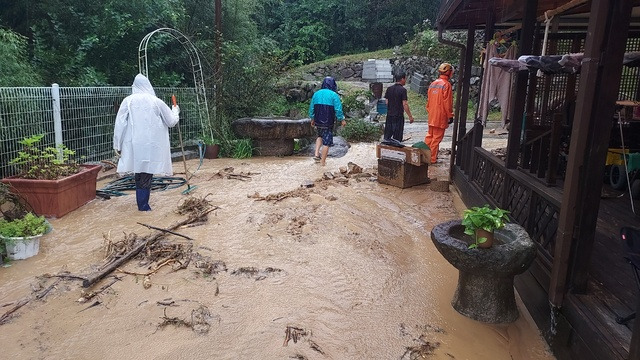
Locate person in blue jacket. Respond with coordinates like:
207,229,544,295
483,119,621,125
308,77,345,166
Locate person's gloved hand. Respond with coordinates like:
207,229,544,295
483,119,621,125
172,105,180,118
448,118,454,124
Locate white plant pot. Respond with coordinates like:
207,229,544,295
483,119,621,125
2,221,52,260
6,236,41,260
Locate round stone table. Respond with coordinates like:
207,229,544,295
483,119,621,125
231,117,315,156
430,220,536,323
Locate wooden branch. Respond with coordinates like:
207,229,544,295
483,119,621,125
43,273,89,282
35,279,61,300
137,222,193,240
82,208,215,288
116,258,177,276
78,276,122,302
0,278,61,325
0,299,29,324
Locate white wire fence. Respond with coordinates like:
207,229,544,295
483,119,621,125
0,85,211,178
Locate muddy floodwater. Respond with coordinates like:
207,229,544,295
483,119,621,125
0,128,553,359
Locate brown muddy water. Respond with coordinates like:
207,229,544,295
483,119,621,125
0,136,553,359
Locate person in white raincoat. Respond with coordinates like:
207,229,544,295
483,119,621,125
113,74,180,211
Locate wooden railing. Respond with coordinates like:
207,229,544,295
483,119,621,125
521,113,565,186
454,138,561,271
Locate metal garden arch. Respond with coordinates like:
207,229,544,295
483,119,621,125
138,28,213,139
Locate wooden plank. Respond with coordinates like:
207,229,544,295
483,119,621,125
631,294,640,359
565,293,629,360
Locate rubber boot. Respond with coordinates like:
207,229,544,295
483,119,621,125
136,189,152,211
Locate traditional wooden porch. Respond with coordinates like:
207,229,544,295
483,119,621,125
452,138,639,359
437,0,640,359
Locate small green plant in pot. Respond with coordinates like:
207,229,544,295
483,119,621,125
9,134,79,180
462,205,510,249
0,212,51,261
200,135,222,159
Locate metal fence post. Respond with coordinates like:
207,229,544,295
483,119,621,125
51,83,63,161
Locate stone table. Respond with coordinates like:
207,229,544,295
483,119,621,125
231,117,315,156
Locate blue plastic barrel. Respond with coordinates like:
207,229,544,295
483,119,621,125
376,99,387,115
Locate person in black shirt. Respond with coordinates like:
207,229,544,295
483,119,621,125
383,71,414,142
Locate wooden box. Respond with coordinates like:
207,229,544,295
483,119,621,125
376,144,430,166
377,158,429,188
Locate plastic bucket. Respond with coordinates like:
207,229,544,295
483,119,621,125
376,99,388,115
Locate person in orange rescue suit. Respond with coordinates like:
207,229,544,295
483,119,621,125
425,62,454,164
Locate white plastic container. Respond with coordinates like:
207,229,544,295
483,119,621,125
5,236,42,260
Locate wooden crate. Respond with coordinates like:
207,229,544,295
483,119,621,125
377,158,429,188
376,144,430,166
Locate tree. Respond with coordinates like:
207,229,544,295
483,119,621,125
0,28,42,86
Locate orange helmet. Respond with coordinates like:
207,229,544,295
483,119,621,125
438,63,453,73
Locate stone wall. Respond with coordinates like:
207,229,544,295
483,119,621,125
297,56,482,100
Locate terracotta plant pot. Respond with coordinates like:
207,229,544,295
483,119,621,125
204,144,220,159
476,229,495,248
1,164,101,218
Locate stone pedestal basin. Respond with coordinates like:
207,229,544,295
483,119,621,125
231,117,315,156
430,220,536,323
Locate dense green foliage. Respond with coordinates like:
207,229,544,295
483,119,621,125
339,119,383,142
0,0,441,156
0,29,42,86
0,213,48,238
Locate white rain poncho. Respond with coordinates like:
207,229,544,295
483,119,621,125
113,74,179,176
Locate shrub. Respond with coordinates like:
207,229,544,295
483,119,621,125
341,90,367,114
339,119,383,142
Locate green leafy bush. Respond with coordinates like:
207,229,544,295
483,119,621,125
339,119,383,143
10,134,79,180
341,90,367,114
462,205,510,249
0,213,48,239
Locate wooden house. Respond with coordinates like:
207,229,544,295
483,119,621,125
436,1,640,359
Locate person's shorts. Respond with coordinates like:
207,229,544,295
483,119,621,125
316,127,334,146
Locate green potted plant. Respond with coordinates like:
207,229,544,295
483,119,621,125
200,135,221,159
0,212,52,260
462,205,510,249
1,134,101,218
0,183,52,261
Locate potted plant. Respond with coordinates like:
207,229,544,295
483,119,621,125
462,205,510,249
0,183,52,261
200,135,221,159
1,134,101,218
0,212,52,260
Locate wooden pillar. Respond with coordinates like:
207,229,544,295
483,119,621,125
455,23,475,143
474,10,495,121
549,0,632,307
460,24,476,142
505,0,537,169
